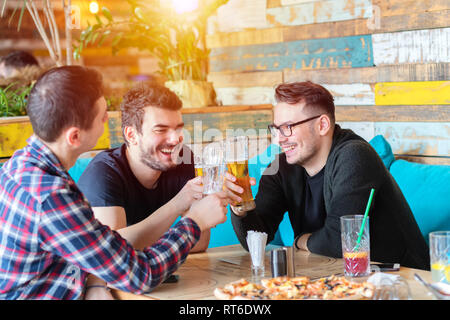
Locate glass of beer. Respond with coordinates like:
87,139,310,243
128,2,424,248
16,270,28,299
194,153,203,178
202,141,226,195
225,136,256,214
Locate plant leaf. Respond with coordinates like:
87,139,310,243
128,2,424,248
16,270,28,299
102,6,113,22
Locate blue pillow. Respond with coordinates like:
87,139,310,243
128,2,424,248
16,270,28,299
209,211,241,248
68,157,93,183
278,212,294,246
369,135,395,169
390,159,450,242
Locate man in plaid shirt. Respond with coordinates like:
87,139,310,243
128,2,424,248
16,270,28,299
0,66,229,299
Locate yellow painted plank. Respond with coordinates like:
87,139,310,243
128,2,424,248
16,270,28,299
0,121,110,158
0,122,34,158
375,81,450,105
95,122,111,150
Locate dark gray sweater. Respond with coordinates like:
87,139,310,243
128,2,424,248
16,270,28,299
231,125,430,270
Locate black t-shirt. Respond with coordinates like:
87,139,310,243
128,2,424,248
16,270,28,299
77,144,195,226
302,167,326,233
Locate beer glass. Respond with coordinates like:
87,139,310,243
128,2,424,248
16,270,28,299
202,141,226,195
194,153,203,178
225,136,256,214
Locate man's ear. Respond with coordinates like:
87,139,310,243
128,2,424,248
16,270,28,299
123,126,138,145
64,127,82,147
318,114,332,136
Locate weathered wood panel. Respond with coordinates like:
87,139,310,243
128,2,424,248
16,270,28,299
0,122,34,158
215,84,375,106
335,105,450,122
182,110,273,144
338,121,450,157
266,0,372,27
206,28,284,49
283,10,450,42
208,71,283,88
280,0,322,5
209,35,374,73
374,122,450,157
374,0,450,17
372,10,450,34
338,122,375,142
373,28,450,65
215,87,275,105
182,105,273,114
207,10,450,49
324,84,374,105
375,81,450,105
284,63,450,84
0,118,111,158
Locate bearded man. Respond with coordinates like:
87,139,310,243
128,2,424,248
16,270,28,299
229,81,429,270
78,83,211,251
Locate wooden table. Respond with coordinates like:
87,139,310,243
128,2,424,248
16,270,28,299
111,244,433,300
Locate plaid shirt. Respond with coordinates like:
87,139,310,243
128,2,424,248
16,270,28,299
0,135,200,300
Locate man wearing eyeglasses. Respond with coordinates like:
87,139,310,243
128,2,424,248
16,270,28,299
229,81,429,270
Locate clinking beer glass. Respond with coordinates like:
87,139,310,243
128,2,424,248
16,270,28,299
194,153,203,178
225,136,256,214
202,141,226,195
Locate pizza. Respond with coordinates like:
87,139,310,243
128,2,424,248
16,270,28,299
214,275,375,300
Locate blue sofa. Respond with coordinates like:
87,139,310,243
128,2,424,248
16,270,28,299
68,136,450,248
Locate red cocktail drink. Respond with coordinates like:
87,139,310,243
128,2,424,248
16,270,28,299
343,252,370,277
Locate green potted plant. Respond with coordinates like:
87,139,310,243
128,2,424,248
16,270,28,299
0,82,32,117
75,0,228,108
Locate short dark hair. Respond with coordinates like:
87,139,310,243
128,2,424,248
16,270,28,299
2,51,39,68
120,82,182,141
274,81,335,123
26,66,104,142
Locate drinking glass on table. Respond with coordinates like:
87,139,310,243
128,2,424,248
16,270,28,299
194,153,203,178
340,215,371,277
202,141,226,195
429,231,450,284
224,136,256,214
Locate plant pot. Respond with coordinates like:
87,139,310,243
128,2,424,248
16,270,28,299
165,80,217,109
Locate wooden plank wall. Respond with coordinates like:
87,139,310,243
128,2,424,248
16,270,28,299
1,0,448,165
206,0,450,165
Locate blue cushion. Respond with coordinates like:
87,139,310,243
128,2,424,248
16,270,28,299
68,157,93,183
390,159,450,243
369,135,395,169
278,212,295,246
209,211,241,248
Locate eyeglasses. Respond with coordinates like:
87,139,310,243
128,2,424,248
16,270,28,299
268,114,322,137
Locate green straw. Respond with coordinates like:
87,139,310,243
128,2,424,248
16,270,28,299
354,188,375,251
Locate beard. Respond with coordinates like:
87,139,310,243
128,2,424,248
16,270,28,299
286,132,320,167
294,144,318,167
138,143,180,172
